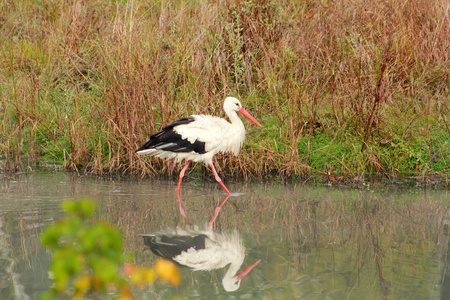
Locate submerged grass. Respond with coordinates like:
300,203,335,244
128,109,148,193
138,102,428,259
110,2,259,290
0,0,449,179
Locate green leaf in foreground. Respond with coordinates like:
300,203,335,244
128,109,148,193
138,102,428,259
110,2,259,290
40,198,180,299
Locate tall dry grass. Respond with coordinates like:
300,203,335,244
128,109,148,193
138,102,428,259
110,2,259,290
0,0,448,178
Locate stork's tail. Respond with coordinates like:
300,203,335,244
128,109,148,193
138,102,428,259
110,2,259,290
135,148,157,155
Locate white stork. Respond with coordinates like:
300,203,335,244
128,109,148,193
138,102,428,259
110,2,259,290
135,97,261,195
140,225,261,292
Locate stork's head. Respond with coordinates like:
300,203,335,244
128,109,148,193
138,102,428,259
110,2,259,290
223,276,242,292
222,259,261,292
223,97,262,126
224,97,242,112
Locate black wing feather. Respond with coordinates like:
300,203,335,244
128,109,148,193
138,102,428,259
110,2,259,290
141,234,208,265
136,117,206,154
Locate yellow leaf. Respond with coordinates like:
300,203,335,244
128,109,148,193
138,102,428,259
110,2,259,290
143,268,156,283
118,287,133,300
154,259,181,286
73,275,91,294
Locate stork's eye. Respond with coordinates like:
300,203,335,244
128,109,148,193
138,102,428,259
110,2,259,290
234,280,239,285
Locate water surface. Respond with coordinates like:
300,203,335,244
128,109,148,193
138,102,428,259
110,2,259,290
0,171,449,299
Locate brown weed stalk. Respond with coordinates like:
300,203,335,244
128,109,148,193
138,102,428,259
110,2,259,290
0,0,448,178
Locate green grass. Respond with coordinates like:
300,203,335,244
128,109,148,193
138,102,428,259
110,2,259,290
0,0,449,180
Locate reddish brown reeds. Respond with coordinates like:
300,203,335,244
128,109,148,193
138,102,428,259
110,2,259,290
0,0,448,178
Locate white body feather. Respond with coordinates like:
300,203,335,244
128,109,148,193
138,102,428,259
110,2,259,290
153,114,245,165
136,97,255,166
173,228,245,271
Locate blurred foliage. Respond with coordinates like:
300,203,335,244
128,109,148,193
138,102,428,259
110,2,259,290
39,199,180,300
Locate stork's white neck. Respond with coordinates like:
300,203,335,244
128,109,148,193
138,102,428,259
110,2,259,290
219,230,246,291
222,109,246,156
222,259,244,292
225,108,243,126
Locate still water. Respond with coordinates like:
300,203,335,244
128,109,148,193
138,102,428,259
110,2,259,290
0,171,449,299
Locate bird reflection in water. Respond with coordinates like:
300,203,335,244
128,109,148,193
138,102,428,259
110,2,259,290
140,195,261,292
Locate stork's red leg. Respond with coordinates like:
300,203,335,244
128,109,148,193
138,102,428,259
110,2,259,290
209,162,231,195
176,160,192,194
209,195,231,227
177,193,191,225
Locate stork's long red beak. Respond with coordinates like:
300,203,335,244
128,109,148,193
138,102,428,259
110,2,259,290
239,107,262,126
237,259,261,279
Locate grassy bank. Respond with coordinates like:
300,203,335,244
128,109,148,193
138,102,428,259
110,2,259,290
1,0,449,180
